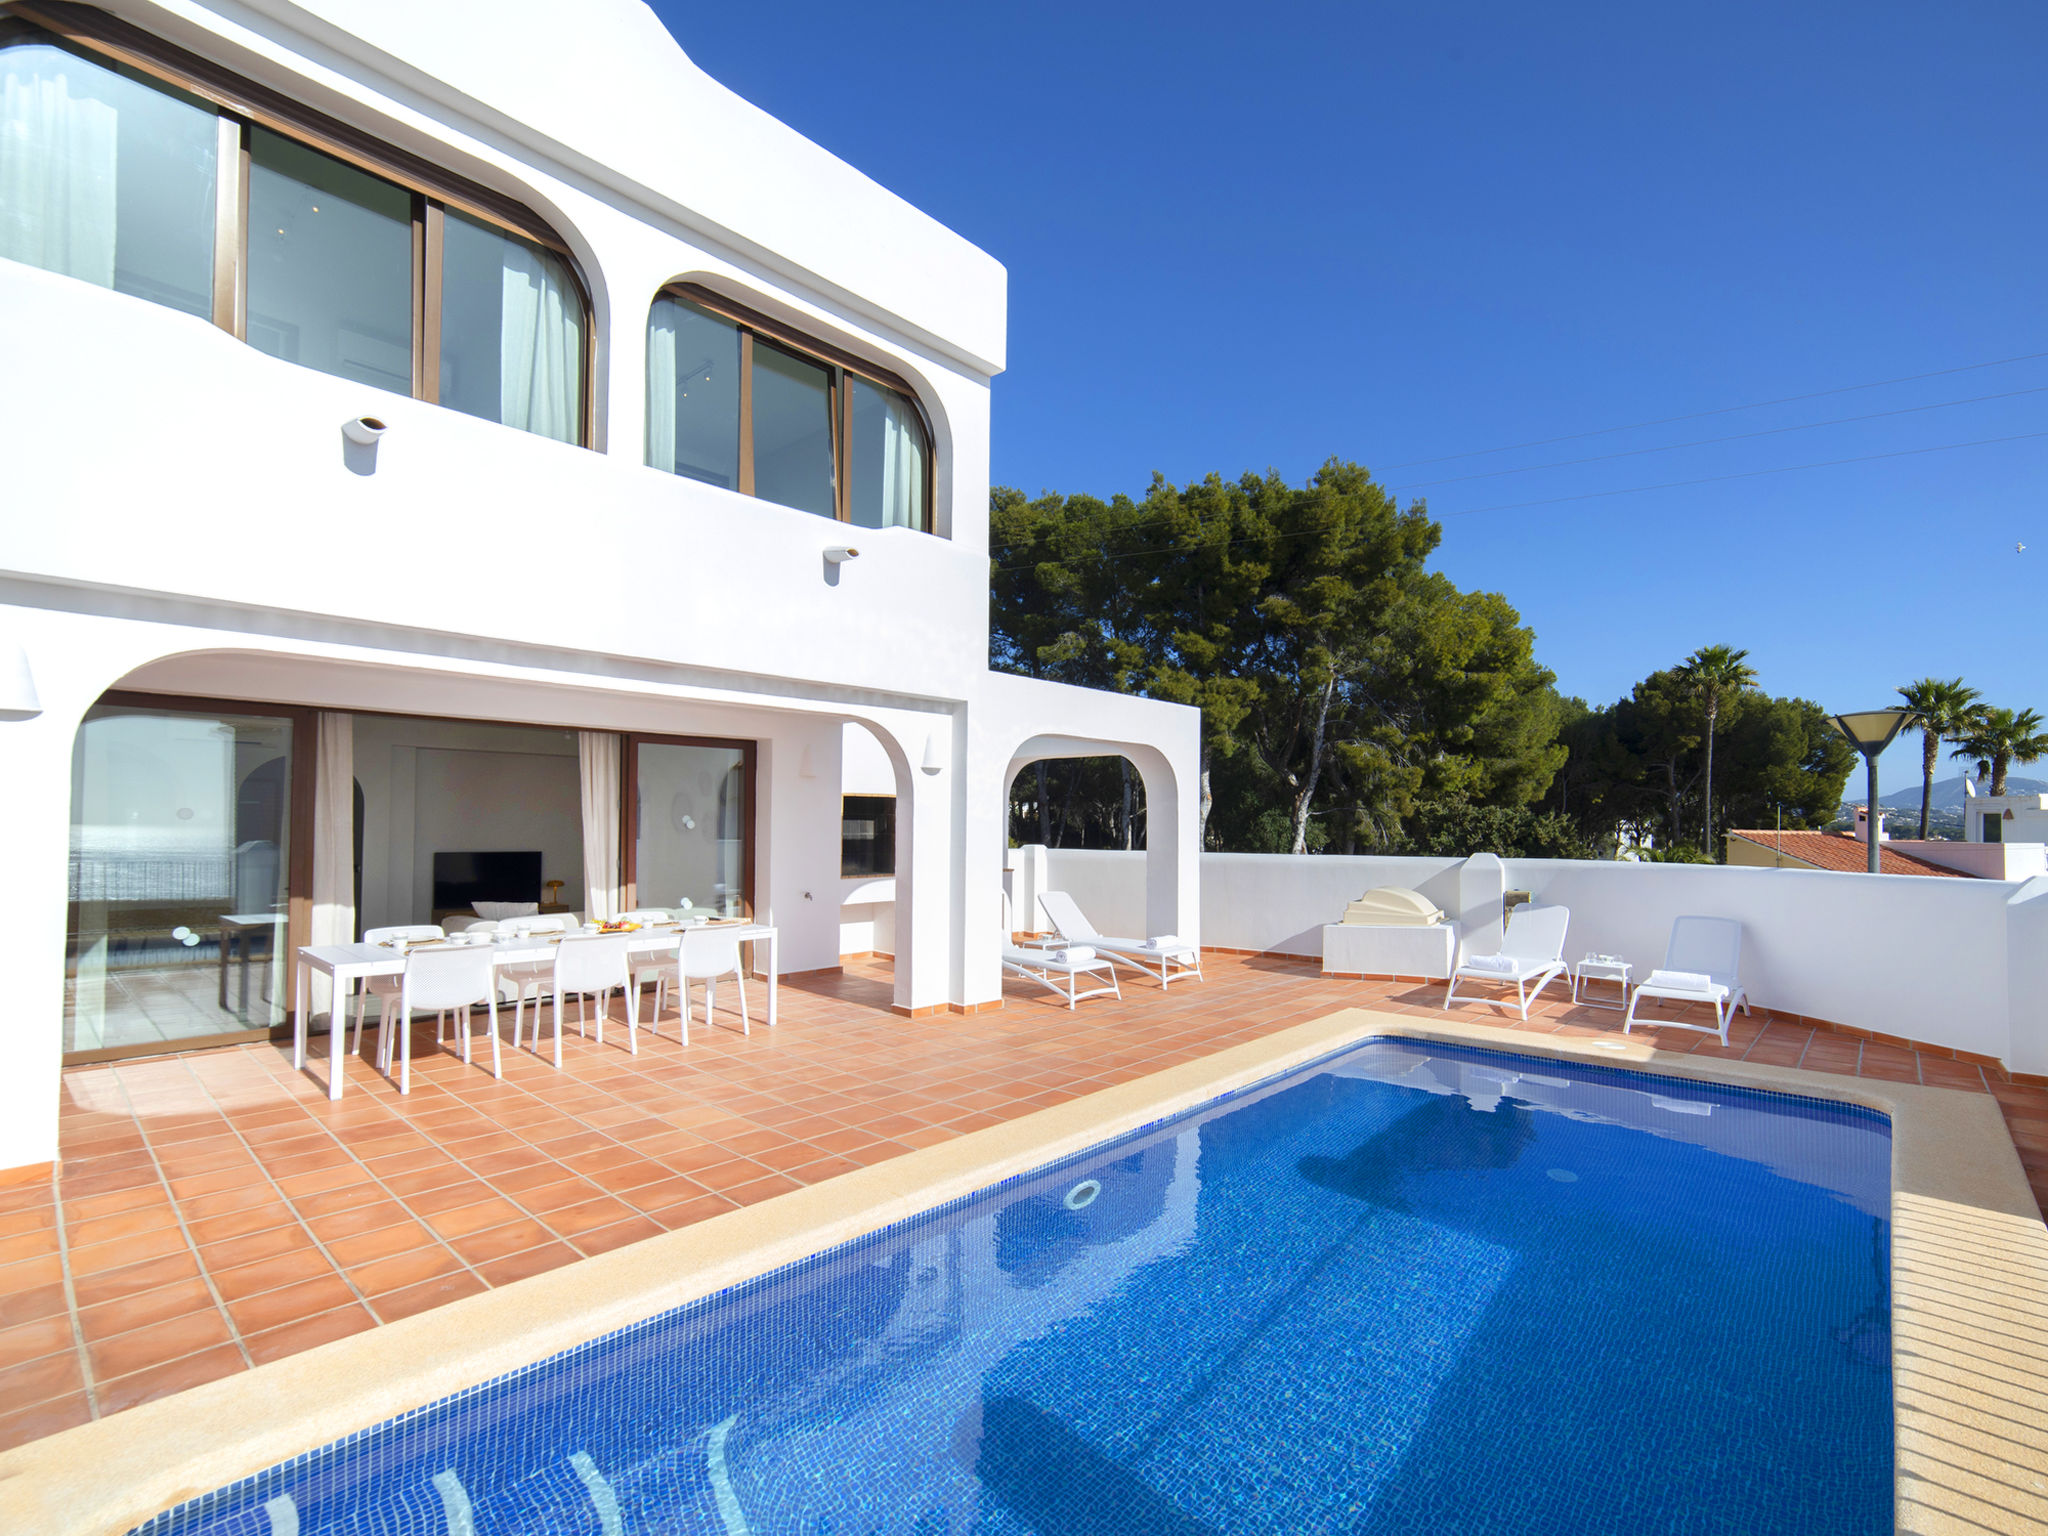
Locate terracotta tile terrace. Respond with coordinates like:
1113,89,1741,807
3,954,2044,1456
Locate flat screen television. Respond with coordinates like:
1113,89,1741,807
433,851,542,912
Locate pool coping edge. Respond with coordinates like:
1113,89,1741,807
2,1008,2044,1536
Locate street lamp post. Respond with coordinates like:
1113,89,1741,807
1829,708,1913,874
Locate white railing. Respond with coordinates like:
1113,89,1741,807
1038,848,2048,1075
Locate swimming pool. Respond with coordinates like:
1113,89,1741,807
136,1039,1894,1535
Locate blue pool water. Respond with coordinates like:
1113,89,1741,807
139,1041,1893,1536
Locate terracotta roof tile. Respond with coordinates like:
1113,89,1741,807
1724,830,1966,877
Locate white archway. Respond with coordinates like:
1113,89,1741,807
1001,733,1197,951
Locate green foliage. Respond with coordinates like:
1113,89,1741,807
991,477,1863,866
1402,798,1597,860
1952,705,2048,796
1676,644,1758,852
992,462,1564,854
1896,676,1981,838
1537,665,1854,859
1636,843,1717,864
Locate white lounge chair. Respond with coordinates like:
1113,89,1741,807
1624,916,1749,1046
1037,891,1202,989
1003,943,1123,1009
1444,904,1570,1021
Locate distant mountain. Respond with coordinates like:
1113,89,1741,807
1876,775,2048,811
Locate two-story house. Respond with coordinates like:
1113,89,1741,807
0,0,1199,1182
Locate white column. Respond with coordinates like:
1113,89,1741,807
959,724,1005,1008
1136,739,1202,950
757,717,845,976
1459,852,1507,958
0,610,125,1177
888,715,955,1014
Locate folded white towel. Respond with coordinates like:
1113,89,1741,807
1050,946,1097,965
1646,969,1717,992
1463,953,1520,975
1142,935,1183,950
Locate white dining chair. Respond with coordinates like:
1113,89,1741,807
354,925,444,1057
668,927,749,1038
493,915,570,1013
612,910,675,1027
378,944,501,1094
511,932,637,1067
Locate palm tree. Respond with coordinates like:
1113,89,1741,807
1953,706,2048,797
1679,645,1758,857
1896,677,1981,838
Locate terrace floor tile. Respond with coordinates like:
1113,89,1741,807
10,951,2038,1459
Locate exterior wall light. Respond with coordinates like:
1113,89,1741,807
0,635,41,721
921,732,944,776
1829,708,1912,873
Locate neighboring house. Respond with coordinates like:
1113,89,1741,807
1958,794,2048,847
1724,829,1967,877
0,0,1199,1179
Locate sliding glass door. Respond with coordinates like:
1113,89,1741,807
626,736,754,919
65,699,309,1060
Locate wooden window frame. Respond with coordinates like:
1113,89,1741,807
1,2,596,447
621,733,759,918
62,691,319,1067
654,282,937,534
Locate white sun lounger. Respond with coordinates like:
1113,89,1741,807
1037,891,1203,989
1624,915,1749,1046
1443,904,1570,1021
1003,944,1123,1009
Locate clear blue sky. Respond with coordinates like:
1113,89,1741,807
651,0,2047,793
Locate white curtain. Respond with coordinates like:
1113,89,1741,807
500,239,581,444
646,297,678,474
309,711,355,1023
579,731,622,921
1,65,119,285
878,390,927,530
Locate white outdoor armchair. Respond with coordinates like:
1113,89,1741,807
1624,915,1749,1046
1037,890,1202,989
1443,904,1570,1021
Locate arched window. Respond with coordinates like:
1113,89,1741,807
0,7,590,445
647,284,933,532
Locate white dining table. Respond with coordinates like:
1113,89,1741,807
292,922,779,1100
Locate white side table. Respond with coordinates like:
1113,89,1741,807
1572,956,1632,1012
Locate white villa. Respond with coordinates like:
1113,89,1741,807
0,0,1200,1182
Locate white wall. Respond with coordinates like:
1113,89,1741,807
0,0,1203,1173
1045,848,2048,1070
1885,838,2048,881
840,722,900,953
351,715,583,931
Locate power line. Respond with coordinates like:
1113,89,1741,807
991,428,2048,572
987,371,2048,556
1376,349,2048,469
1434,428,2048,519
1387,384,2048,492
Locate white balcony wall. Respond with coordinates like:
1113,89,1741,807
1044,849,2048,1073
0,266,989,703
